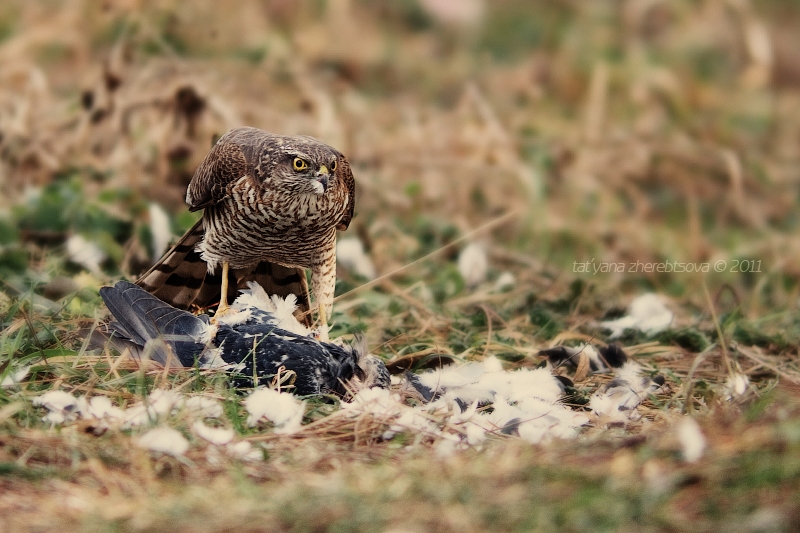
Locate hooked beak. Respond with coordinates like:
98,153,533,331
315,165,330,192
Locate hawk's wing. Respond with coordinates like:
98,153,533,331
135,219,312,325
336,155,356,231
186,128,256,211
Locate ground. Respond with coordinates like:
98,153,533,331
1,1,800,531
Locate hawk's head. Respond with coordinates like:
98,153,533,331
272,136,342,196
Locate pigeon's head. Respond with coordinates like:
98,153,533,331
351,335,390,390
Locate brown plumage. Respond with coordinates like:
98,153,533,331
137,127,355,327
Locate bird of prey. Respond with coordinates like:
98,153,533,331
136,127,355,334
100,281,389,396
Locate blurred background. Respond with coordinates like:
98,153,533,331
0,0,798,323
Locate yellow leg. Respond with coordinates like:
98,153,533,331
218,261,230,315
318,304,329,342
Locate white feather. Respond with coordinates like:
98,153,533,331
184,396,223,418
83,396,126,425
589,361,662,423
149,202,173,262
244,388,305,434
601,293,673,338
724,373,750,399
408,358,588,446
337,237,377,280
233,282,310,336
137,427,189,456
65,234,106,275
215,309,252,327
1,366,30,388
226,440,262,461
677,417,706,462
32,390,81,424
193,421,234,445
457,242,488,287
231,281,274,312
122,388,183,427
493,271,515,292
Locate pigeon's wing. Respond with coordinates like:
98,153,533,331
100,281,207,366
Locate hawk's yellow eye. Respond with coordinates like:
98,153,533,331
292,157,308,171
330,160,337,171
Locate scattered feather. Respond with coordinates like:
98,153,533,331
83,396,126,426
600,293,673,338
542,344,633,377
192,421,234,445
344,387,439,441
137,427,190,456
184,396,223,418
475,391,590,445
416,356,564,406
493,271,515,292
337,237,376,280
724,372,750,400
589,361,664,424
677,417,706,462
226,441,263,461
149,202,173,262
32,390,81,424
65,234,106,275
396,357,590,446
457,242,488,288
540,344,610,373
122,388,183,427
344,387,403,418
244,388,305,434
1,366,30,388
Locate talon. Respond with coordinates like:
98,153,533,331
212,305,237,324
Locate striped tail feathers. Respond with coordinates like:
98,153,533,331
100,281,207,367
135,220,312,326
175,259,312,324
135,220,210,310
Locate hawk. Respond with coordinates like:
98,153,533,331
136,127,355,334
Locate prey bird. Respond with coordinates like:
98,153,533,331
137,127,355,336
100,281,389,396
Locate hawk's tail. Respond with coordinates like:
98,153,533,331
135,220,312,325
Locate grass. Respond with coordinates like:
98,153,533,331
2,0,800,531
2,404,799,531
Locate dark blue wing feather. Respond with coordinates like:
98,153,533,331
100,281,207,366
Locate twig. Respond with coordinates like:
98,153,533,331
682,343,718,414
736,345,800,385
703,282,734,376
